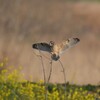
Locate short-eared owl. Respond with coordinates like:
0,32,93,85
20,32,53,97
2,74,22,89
32,38,80,61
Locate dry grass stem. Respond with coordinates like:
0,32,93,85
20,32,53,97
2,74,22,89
36,44,48,100
59,60,67,100
47,60,53,83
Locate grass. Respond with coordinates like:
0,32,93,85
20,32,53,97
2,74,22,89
0,58,100,100
0,0,100,85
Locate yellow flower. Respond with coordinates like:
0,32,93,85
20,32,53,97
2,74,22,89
0,62,4,67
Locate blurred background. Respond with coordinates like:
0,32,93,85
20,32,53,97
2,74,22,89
0,0,100,85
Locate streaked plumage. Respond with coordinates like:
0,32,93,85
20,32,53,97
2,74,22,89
32,38,80,61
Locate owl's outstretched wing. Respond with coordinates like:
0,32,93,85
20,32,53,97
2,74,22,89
58,38,80,55
32,42,51,52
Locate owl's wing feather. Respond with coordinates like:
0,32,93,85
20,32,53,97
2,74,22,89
58,38,80,55
32,42,51,52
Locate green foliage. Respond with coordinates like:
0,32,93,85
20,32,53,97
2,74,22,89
0,59,100,100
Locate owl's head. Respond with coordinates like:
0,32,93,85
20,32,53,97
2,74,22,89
49,41,55,46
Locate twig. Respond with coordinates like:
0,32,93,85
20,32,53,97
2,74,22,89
33,50,53,83
59,60,67,100
37,45,47,100
39,50,46,84
47,60,53,83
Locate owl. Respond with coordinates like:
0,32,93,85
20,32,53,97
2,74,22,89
32,38,80,61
